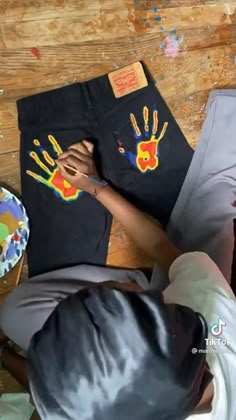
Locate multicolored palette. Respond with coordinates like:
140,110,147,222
0,187,30,278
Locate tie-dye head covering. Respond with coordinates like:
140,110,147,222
28,287,208,420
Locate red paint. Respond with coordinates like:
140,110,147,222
136,140,158,172
12,234,20,241
31,47,41,60
51,168,80,199
112,68,139,95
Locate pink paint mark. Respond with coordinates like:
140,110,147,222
31,47,41,60
163,35,179,58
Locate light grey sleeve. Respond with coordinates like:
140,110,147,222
152,90,236,289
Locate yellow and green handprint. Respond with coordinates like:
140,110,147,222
27,135,83,202
118,106,168,173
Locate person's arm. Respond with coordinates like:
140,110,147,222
56,141,182,272
97,186,181,271
0,344,29,390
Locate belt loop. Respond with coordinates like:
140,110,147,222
82,82,93,109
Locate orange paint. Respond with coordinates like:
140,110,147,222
0,212,19,234
50,169,82,200
136,139,159,172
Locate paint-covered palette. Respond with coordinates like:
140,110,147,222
0,188,29,278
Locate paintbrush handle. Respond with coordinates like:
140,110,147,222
63,164,88,178
63,164,106,186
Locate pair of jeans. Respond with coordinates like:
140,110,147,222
17,62,193,276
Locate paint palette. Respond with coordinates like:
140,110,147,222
0,188,30,278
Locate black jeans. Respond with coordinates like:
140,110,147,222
18,62,193,276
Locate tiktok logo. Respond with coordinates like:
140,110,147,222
210,318,226,336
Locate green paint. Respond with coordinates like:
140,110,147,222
0,223,9,242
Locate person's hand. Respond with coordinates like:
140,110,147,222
56,140,102,194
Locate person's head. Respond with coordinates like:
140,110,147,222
28,284,210,420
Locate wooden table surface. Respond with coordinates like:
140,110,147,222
0,0,236,392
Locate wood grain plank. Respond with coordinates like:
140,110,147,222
0,0,134,23
134,3,236,34
1,3,236,49
0,128,20,153
0,100,17,129
107,242,154,268
1,12,136,49
134,0,235,10
0,38,235,97
0,151,20,191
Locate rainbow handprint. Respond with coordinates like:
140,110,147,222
118,106,168,173
27,135,83,202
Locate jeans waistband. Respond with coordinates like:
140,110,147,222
17,62,154,128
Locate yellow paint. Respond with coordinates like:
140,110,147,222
143,106,149,132
30,152,52,176
130,107,169,173
27,135,82,202
152,110,158,135
48,134,63,155
130,113,141,137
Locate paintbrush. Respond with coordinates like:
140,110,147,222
63,164,105,185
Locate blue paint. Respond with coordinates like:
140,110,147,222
87,176,107,186
154,16,162,22
170,32,179,48
125,151,137,168
160,26,165,31
160,43,164,49
6,242,15,260
153,7,158,12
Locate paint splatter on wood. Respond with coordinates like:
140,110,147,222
161,30,184,58
150,52,156,61
200,103,206,112
0,89,4,95
162,34,179,58
31,47,41,60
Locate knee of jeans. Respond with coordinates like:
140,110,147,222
0,286,25,341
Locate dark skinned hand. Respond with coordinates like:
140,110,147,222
56,140,103,195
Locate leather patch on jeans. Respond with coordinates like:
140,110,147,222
108,62,148,98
